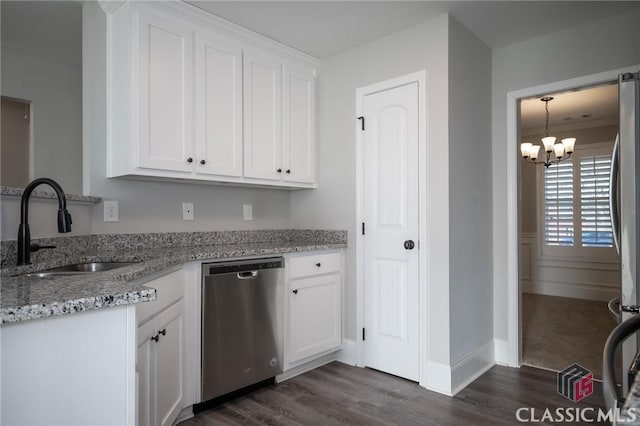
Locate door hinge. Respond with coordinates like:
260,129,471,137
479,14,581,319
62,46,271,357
362,222,365,235
357,116,365,131
362,328,365,341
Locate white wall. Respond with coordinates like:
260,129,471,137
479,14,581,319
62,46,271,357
0,197,93,240
448,19,493,369
492,10,640,345
1,47,83,194
82,2,292,235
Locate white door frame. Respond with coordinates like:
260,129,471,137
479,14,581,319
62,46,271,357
505,64,640,367
355,70,428,386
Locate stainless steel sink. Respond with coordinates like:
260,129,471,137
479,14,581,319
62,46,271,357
44,262,140,273
22,262,140,278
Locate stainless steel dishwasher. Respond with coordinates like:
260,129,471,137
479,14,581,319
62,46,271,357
201,257,284,402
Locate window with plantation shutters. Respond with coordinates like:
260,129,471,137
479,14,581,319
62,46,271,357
580,154,613,247
544,161,574,246
537,141,615,257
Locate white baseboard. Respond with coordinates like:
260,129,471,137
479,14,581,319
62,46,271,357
335,338,357,366
450,340,495,396
523,280,617,302
276,351,338,383
424,361,453,396
173,406,193,425
494,338,509,366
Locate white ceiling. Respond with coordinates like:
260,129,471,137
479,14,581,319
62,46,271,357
186,1,640,58
520,84,619,134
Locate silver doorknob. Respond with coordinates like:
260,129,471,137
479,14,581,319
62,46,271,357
404,240,415,250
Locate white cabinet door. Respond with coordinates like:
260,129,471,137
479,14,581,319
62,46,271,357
137,298,184,426
153,300,185,426
283,63,316,184
243,50,282,181
195,31,243,177
288,273,341,364
137,9,194,173
137,319,156,426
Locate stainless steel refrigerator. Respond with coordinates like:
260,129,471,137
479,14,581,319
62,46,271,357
603,71,640,411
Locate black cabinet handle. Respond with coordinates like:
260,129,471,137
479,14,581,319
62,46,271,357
159,329,166,336
292,289,298,294
404,240,415,250
315,262,321,267
187,157,193,163
286,169,291,174
200,160,206,165
151,334,159,342
277,168,282,173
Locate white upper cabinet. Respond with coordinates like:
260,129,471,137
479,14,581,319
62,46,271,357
243,51,283,181
103,1,317,188
195,30,243,177
137,9,194,173
283,63,316,184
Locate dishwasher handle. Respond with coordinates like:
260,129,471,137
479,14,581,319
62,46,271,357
237,271,258,280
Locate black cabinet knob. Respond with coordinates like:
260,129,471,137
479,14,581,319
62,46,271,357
200,160,206,165
404,240,415,250
286,169,291,174
292,289,298,294
277,168,282,173
315,262,321,267
159,329,166,336
187,157,193,163
151,334,159,342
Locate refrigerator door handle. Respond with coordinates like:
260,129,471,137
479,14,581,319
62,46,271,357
603,314,640,412
608,296,622,323
609,133,620,255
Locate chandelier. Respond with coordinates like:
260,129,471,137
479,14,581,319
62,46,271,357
520,96,576,168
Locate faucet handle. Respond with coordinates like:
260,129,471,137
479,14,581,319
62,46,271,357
30,243,56,252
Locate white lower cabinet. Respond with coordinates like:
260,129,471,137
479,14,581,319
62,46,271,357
136,269,185,426
138,300,185,426
286,251,342,366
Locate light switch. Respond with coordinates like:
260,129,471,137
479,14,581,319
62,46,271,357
183,202,194,221
243,204,253,221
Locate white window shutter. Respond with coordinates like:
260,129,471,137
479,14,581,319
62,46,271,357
544,161,574,246
580,154,613,247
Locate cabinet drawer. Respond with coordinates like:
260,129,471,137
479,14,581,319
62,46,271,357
136,269,184,326
288,252,341,279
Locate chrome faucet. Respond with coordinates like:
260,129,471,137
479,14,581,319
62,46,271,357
17,178,72,265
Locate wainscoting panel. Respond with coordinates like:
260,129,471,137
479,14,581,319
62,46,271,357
520,233,619,301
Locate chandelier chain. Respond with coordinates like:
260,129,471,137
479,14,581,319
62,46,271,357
545,100,550,137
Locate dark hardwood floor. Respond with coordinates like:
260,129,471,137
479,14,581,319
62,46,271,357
179,362,608,425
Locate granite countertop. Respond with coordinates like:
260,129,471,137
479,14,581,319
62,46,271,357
1,234,347,324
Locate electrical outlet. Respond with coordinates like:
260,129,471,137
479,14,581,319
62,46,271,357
104,200,119,222
183,202,194,221
243,204,253,221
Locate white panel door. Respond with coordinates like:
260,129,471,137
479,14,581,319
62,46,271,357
154,300,184,426
288,273,341,363
243,51,282,181
283,63,316,184
195,31,243,177
363,82,419,381
137,10,194,173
